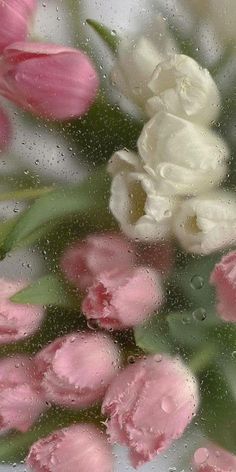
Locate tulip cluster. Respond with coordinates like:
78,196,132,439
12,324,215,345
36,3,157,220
61,233,164,329
109,30,236,255
0,0,99,151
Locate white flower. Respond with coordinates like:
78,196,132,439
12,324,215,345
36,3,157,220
146,54,221,125
108,150,177,241
138,111,229,196
111,16,177,108
173,191,236,254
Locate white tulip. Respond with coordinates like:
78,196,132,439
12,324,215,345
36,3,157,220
173,191,236,254
111,16,177,108
138,111,229,196
108,150,177,241
146,54,221,125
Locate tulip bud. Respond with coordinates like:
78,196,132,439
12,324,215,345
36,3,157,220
35,332,120,408
0,279,44,344
102,354,199,468
27,424,114,472
61,233,135,290
138,112,228,196
108,149,177,241
210,251,236,323
173,191,236,254
0,42,99,121
0,355,45,432
111,16,177,108
0,106,11,152
193,443,236,472
82,267,163,330
0,0,37,53
146,54,221,125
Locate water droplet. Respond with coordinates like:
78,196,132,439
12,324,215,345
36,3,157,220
161,396,175,414
154,354,162,363
231,350,236,360
128,355,135,364
190,275,204,290
194,448,209,465
193,308,207,321
87,319,98,331
111,30,117,36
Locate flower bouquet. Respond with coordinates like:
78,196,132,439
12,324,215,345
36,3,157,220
0,1,235,471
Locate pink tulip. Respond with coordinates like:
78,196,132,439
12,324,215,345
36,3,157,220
27,424,114,472
61,233,135,290
0,0,37,53
82,267,163,330
210,251,236,322
0,355,45,432
0,106,11,152
0,42,99,120
35,332,120,408
0,279,44,344
102,355,199,468
193,444,236,471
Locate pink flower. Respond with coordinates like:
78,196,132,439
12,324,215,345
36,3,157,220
0,0,37,53
193,444,236,472
102,355,199,468
82,267,163,330
35,332,120,409
0,279,44,344
0,106,11,152
0,42,99,120
0,355,45,432
27,424,113,472
210,251,236,322
61,233,135,290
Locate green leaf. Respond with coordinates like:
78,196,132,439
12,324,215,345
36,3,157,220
174,254,221,310
11,274,79,309
199,366,236,454
167,310,218,349
86,19,119,53
134,313,174,355
0,186,53,202
0,167,111,257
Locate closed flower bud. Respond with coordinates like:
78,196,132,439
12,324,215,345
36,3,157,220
0,355,45,432
27,424,113,472
61,233,135,290
0,279,44,344
82,267,163,330
138,112,228,196
0,106,11,152
102,355,199,468
108,149,177,241
173,192,236,254
0,42,99,120
193,443,236,472
0,0,37,53
210,251,236,323
146,54,221,125
35,333,120,408
111,16,177,108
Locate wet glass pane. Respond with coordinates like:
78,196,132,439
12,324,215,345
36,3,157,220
0,1,235,471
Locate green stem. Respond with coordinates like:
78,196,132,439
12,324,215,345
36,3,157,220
0,186,53,202
189,344,216,374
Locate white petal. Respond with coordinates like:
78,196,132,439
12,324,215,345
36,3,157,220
108,150,142,176
146,54,221,125
138,112,228,196
173,191,236,254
